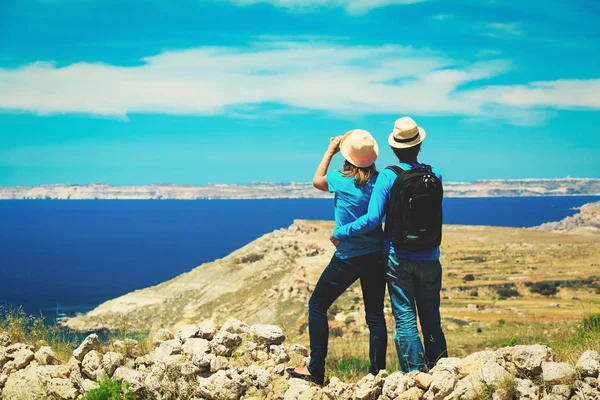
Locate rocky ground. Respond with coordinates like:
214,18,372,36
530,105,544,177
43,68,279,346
2,319,600,400
534,201,600,235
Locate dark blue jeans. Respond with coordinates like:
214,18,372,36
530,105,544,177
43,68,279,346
307,252,387,382
387,255,447,372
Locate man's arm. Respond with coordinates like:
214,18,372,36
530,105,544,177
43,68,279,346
312,136,343,192
332,169,393,240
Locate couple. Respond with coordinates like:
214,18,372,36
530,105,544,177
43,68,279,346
288,117,447,385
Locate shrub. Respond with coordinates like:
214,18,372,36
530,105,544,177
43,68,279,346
83,378,136,400
330,327,344,337
238,253,264,264
463,274,475,282
469,290,479,297
327,304,341,321
530,281,559,296
497,288,520,298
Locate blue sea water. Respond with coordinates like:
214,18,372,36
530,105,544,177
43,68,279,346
0,196,598,321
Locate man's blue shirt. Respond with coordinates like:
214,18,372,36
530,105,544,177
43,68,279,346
327,170,384,259
333,163,442,261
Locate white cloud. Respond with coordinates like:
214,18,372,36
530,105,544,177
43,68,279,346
486,22,524,38
0,40,598,124
227,0,423,14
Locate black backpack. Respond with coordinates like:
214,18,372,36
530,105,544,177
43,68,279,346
385,164,443,252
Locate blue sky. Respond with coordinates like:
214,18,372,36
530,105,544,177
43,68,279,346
0,0,599,185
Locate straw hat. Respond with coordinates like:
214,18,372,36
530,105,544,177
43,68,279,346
388,117,426,149
340,129,379,168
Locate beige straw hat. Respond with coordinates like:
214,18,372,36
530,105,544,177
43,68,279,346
388,117,426,149
340,129,379,168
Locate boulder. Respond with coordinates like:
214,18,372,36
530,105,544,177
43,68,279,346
323,377,354,400
211,331,242,357
572,380,600,400
3,363,69,400
479,361,511,387
576,350,600,377
198,320,218,340
152,328,174,344
354,370,387,400
252,324,286,345
0,332,10,347
112,366,148,393
290,344,309,357
35,346,60,366
541,362,577,385
382,371,416,399
511,345,553,375
46,377,78,399
244,365,271,388
73,334,99,361
198,368,246,400
398,387,424,400
102,351,124,377
176,324,199,343
459,350,500,377
550,384,571,399
429,357,461,377
299,386,324,400
81,379,100,392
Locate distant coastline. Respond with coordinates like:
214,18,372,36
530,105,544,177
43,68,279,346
0,178,599,200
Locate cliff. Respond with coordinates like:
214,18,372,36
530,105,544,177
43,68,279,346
534,201,600,235
1,178,599,200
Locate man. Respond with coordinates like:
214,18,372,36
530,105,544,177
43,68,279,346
331,116,447,372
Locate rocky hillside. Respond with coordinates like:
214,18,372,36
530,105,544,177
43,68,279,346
534,201,600,235
1,318,599,400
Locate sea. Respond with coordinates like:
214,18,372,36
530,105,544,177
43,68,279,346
1,196,598,324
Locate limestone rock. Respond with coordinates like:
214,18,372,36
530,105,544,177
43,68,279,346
73,334,99,361
113,366,148,393
81,379,100,392
423,370,457,400
211,331,242,357
551,384,572,399
429,357,461,377
81,350,102,380
398,387,423,400
382,371,416,399
221,318,251,335
252,324,286,345
323,377,354,400
412,372,434,390
102,351,124,377
198,320,218,340
354,370,387,400
459,350,500,377
511,345,553,375
270,345,291,364
46,377,78,399
446,374,486,400
152,339,182,363
176,324,200,343
514,378,539,400
542,362,577,385
576,350,600,377
284,378,310,400
198,368,246,400
3,365,46,399
290,344,309,357
0,332,11,347
299,386,324,400
479,361,511,387
35,346,60,366
3,343,34,371
152,328,174,344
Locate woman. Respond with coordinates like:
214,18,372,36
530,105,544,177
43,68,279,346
287,130,387,385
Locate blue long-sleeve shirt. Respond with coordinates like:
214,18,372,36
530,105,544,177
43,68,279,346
332,163,442,261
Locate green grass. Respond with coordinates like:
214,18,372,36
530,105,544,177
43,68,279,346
82,379,137,400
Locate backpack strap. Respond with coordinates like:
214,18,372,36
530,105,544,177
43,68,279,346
386,165,404,176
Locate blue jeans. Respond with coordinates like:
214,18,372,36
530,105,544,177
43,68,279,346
307,252,387,382
387,255,447,372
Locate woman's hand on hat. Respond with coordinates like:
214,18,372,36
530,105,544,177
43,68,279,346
326,136,343,156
